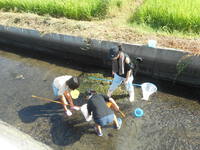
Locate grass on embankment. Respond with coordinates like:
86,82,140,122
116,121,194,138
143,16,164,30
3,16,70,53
0,0,123,20
130,0,200,34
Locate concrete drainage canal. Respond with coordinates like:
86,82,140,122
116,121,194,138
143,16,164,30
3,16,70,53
0,46,200,150
0,26,200,150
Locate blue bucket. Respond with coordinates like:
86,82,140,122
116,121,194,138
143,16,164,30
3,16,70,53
134,108,144,117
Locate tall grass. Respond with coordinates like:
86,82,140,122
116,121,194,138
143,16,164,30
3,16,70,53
0,0,114,20
130,0,200,34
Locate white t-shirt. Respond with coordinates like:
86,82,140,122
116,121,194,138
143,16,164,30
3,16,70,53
53,75,72,96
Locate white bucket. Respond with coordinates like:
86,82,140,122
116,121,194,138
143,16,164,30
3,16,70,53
141,83,157,100
148,40,157,48
80,104,92,122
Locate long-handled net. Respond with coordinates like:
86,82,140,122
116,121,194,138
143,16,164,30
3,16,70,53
87,76,157,101
141,83,157,100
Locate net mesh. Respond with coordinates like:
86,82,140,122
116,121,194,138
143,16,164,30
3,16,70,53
141,83,157,100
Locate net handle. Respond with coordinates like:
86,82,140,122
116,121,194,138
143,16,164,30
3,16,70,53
88,76,141,87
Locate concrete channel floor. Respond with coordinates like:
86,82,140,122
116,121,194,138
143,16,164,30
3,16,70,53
0,49,200,150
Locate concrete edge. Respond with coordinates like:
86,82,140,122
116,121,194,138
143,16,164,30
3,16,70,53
0,120,52,150
0,25,199,87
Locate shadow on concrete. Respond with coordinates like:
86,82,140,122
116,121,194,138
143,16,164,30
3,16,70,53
0,44,108,74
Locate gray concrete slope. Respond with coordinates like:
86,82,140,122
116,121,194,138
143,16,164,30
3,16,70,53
0,120,52,150
0,25,199,87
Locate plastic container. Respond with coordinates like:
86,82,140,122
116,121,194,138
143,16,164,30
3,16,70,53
134,108,144,117
148,40,157,48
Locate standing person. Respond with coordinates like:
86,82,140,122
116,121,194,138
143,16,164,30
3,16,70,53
107,45,135,102
85,89,122,136
52,75,80,116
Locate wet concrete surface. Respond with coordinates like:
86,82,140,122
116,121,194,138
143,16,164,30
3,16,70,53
0,48,200,150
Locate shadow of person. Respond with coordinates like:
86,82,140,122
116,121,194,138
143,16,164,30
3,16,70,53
18,102,63,123
50,114,93,146
18,94,86,123
18,95,95,146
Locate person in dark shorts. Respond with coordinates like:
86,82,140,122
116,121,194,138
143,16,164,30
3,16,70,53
85,89,122,136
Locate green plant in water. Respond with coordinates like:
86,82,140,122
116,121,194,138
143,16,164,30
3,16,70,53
175,54,192,79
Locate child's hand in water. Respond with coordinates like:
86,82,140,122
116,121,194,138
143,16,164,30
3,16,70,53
65,109,72,116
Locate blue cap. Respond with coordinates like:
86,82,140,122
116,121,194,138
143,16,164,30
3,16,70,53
134,108,144,117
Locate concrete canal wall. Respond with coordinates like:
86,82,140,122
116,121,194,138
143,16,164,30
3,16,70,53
0,120,52,150
0,25,199,87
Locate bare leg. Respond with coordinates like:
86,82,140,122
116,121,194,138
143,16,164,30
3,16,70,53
107,90,113,97
129,90,134,102
113,115,119,128
95,124,103,136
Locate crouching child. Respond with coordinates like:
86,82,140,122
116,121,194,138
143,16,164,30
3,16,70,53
85,89,122,136
52,75,80,116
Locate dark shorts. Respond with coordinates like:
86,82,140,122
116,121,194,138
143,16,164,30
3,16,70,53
94,114,114,126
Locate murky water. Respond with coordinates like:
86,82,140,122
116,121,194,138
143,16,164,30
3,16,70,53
0,49,200,150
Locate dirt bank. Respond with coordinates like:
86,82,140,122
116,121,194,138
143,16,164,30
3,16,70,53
0,11,199,54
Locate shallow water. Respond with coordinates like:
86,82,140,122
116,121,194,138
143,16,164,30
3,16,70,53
0,49,200,150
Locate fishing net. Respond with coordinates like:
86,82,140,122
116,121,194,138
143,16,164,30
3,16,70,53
141,83,157,100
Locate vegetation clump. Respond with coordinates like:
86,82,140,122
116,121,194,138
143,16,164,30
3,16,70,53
131,0,200,34
0,0,122,20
